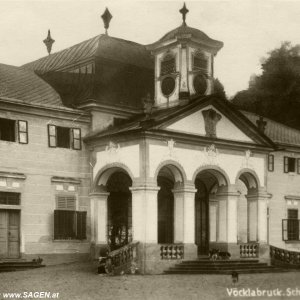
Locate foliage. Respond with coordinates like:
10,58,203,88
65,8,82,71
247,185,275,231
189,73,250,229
213,78,227,100
232,42,300,129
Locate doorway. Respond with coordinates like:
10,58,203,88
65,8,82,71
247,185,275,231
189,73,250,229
0,210,20,258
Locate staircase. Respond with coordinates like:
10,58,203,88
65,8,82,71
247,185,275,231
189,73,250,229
0,259,45,273
164,257,294,274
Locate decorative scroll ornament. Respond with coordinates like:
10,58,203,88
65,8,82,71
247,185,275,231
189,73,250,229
163,139,178,161
202,109,222,138
203,144,219,165
241,149,254,169
105,141,121,163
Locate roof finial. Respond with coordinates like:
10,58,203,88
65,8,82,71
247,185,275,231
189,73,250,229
101,8,113,35
179,3,189,26
43,29,55,55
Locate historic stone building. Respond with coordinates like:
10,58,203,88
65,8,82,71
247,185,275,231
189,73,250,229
0,5,299,273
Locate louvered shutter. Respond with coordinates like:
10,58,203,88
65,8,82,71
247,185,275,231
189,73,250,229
282,219,288,241
56,196,76,211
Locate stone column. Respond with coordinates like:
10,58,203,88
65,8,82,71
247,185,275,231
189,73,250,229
182,187,197,244
89,192,109,244
247,195,258,242
179,43,189,100
130,186,160,243
173,189,184,243
215,185,239,256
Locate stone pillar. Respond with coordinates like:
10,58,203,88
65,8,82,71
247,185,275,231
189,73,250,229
179,44,189,100
90,192,109,244
183,187,197,244
247,188,270,243
214,185,239,257
173,189,184,243
130,186,160,243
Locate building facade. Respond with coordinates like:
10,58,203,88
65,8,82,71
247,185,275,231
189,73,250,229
0,5,300,273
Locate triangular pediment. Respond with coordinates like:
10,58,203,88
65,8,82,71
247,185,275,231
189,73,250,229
160,104,256,143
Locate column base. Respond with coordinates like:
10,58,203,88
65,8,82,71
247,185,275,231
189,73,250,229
259,243,270,264
90,243,109,260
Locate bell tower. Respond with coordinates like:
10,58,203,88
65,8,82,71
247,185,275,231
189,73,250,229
150,3,223,108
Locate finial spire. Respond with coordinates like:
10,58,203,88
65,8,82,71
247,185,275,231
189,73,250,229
101,8,113,35
43,30,55,55
179,3,189,26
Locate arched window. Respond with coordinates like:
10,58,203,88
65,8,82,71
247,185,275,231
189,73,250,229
161,53,176,76
193,51,208,72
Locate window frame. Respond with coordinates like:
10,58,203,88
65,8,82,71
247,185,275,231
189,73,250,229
160,54,176,77
47,124,81,150
284,156,296,173
18,120,28,144
268,154,274,172
193,51,209,73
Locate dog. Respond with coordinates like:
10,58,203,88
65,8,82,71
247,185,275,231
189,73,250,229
209,249,231,260
232,271,239,285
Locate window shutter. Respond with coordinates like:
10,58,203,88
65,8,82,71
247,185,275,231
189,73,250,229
76,211,87,240
282,219,288,241
48,124,57,147
268,154,274,172
18,120,28,144
284,157,289,173
56,196,76,211
72,128,81,150
54,210,76,240
297,159,300,174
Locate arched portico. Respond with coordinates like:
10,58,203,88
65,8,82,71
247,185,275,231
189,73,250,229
90,165,133,252
193,167,230,255
236,169,269,245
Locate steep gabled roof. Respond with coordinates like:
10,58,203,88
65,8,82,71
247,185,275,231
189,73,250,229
242,110,300,148
22,35,153,74
0,63,62,107
84,95,276,149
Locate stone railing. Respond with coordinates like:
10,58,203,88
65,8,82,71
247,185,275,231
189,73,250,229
240,243,259,258
270,245,300,267
160,244,184,260
105,242,139,275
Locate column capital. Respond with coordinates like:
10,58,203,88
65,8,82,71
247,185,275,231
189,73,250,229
216,184,239,198
129,185,160,192
89,191,109,198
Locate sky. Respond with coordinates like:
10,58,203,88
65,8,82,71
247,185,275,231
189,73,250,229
0,0,299,97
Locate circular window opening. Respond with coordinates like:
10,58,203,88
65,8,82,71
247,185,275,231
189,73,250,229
193,74,207,95
161,76,176,97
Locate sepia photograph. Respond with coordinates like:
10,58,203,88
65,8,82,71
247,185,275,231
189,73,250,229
0,0,300,299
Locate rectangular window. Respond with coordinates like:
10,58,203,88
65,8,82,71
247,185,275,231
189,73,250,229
268,154,274,172
54,210,87,240
161,58,176,76
283,209,300,241
0,192,20,205
0,118,16,142
284,157,296,173
18,120,28,144
48,125,81,150
297,159,300,174
54,195,86,240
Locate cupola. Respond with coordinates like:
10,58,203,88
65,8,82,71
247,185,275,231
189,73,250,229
149,3,223,108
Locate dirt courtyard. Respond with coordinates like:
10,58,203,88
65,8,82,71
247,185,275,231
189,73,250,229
0,262,300,300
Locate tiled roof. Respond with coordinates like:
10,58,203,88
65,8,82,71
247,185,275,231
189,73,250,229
149,24,223,50
22,35,153,74
241,110,300,147
0,63,63,107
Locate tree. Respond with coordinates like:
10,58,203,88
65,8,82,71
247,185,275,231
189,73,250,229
213,78,227,100
232,42,300,129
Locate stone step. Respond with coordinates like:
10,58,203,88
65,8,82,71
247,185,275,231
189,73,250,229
0,261,45,273
173,264,269,270
165,267,293,275
182,259,260,264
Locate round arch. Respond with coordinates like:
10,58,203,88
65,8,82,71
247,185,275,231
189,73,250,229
192,165,230,187
154,160,187,184
235,168,261,190
92,162,134,192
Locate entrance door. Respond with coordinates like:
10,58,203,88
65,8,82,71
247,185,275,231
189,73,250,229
195,184,209,255
0,210,20,258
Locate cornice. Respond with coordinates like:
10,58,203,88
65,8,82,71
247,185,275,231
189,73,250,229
0,97,91,124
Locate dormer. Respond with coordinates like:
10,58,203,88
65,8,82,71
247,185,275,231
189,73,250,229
149,3,223,108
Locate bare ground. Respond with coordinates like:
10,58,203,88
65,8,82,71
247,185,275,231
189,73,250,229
0,262,300,300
